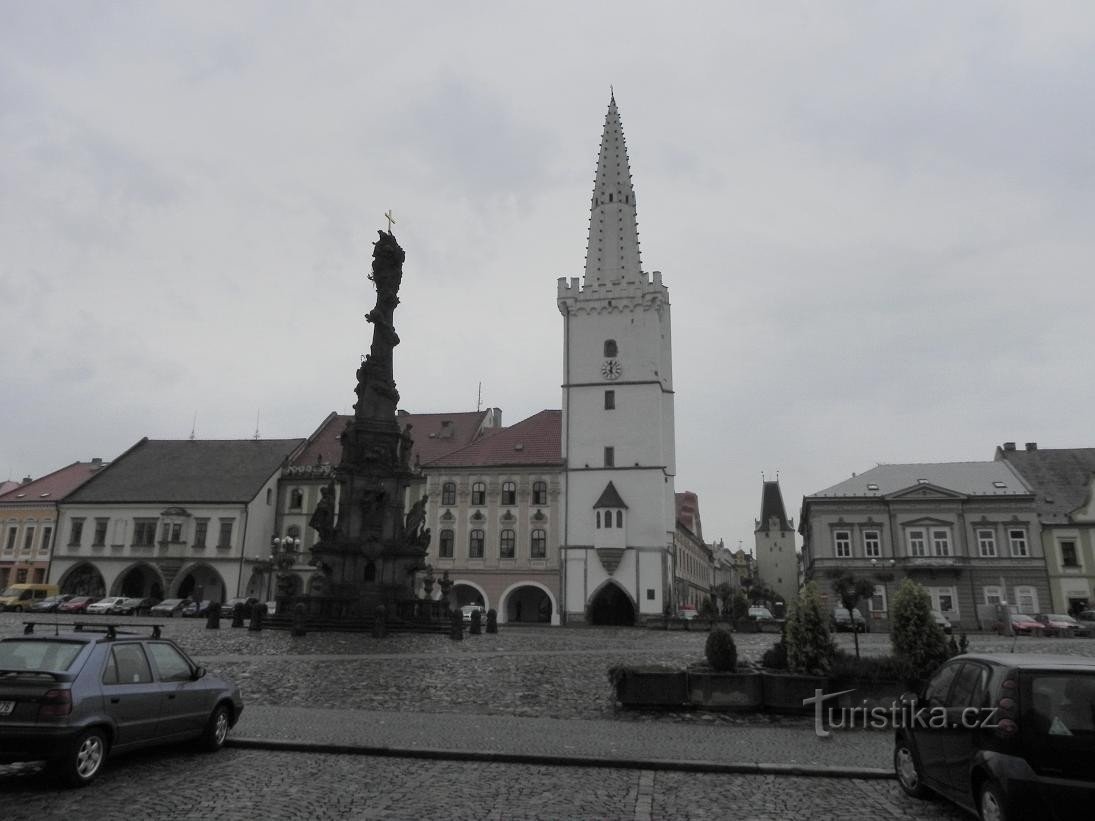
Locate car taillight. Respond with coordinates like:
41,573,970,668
994,679,1018,738
38,688,72,718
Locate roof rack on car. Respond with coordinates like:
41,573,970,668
22,621,163,639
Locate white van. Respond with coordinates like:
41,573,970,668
0,583,61,611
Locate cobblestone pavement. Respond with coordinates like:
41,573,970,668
8,614,1089,722
0,749,967,820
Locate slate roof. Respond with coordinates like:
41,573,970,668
595,481,629,509
0,462,108,505
422,410,562,469
66,438,305,504
757,481,791,531
293,410,498,470
808,461,1031,499
996,447,1095,523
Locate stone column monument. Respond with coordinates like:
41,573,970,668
308,229,430,617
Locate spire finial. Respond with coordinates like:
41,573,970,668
610,85,615,104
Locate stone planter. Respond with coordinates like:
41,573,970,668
761,671,833,714
687,670,763,711
831,679,905,710
610,667,689,708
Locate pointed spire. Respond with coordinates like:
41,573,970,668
584,92,642,286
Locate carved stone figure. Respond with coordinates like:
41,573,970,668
309,483,337,542
399,424,415,469
404,494,428,538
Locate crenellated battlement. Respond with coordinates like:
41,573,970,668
557,270,668,314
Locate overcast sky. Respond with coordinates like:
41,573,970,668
3,1,1094,554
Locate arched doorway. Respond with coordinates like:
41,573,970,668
174,564,226,602
588,583,635,626
115,563,164,600
453,583,485,608
504,584,553,623
59,563,106,598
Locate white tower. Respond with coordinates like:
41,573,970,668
557,93,677,625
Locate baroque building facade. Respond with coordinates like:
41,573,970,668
558,94,677,625
800,461,1049,631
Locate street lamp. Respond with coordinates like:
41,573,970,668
268,535,301,604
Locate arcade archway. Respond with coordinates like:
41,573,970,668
174,564,226,602
588,582,635,626
59,563,106,598
453,582,486,608
502,584,553,623
115,563,164,600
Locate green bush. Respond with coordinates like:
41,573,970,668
890,579,950,686
705,628,738,672
785,582,836,675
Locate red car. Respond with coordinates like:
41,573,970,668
996,613,1044,636
56,596,99,614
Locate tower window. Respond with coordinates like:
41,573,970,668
604,390,615,410
608,193,613,202
616,510,623,528
603,339,617,357
604,511,613,529
289,488,304,510
596,511,601,528
604,447,615,468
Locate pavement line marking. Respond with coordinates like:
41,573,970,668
634,769,655,821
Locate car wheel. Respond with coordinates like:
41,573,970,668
53,728,108,787
201,704,231,752
894,738,931,799
979,779,1009,821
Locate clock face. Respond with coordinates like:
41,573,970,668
601,359,622,380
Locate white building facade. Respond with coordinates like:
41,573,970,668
558,94,677,624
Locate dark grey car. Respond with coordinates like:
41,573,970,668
0,622,243,786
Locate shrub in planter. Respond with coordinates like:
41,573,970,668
890,579,949,687
705,628,738,672
785,582,836,675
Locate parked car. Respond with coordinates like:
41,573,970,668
149,599,189,618
181,600,215,618
1035,613,1083,638
57,597,98,615
830,607,867,633
221,597,259,616
932,610,954,635
994,613,1044,636
0,621,243,786
460,604,485,625
111,597,159,616
0,583,61,612
1077,611,1095,631
85,597,129,616
29,595,75,613
748,606,774,623
894,653,1095,819
678,604,698,620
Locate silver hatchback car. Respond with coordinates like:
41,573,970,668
0,622,243,786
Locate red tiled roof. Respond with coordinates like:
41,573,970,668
294,410,498,469
423,410,562,468
0,481,19,497
0,462,108,504
675,491,701,536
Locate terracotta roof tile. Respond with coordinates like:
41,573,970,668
0,462,109,504
423,410,562,468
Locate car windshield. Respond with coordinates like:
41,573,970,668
1047,614,1075,622
0,639,85,672
1,586,22,597
160,599,183,606
1013,614,1036,622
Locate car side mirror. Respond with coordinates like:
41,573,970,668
192,666,207,680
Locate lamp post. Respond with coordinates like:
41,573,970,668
268,535,301,606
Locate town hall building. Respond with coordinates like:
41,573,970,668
558,94,677,624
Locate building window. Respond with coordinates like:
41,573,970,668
604,510,613,529
869,584,887,613
4,527,16,552
531,529,546,559
499,529,516,559
69,519,84,547
1009,529,1029,557
469,529,485,559
532,481,547,505
604,390,615,410
441,482,456,506
604,447,614,468
132,520,157,547
863,531,880,558
15,568,27,583
439,529,454,559
1061,540,1079,568
217,519,234,548
1014,585,1038,613
929,586,958,616
194,519,208,548
40,526,52,552
834,530,851,558
977,529,996,557
595,511,601,528
160,522,183,543
22,526,35,552
907,529,927,557
616,510,623,528
471,482,486,507
932,530,951,557
982,586,1003,605
603,339,617,357
289,488,304,510
501,481,516,506
92,519,108,547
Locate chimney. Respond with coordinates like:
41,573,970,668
91,457,102,465
1003,442,1016,451
1025,442,1038,451
21,475,32,484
